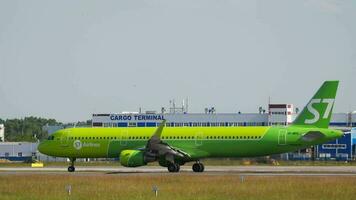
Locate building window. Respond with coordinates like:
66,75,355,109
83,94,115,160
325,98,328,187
103,123,112,127
92,122,103,127
18,152,22,157
137,122,145,127
128,122,137,127
118,123,128,127
146,122,156,127
322,144,346,149
5,152,9,157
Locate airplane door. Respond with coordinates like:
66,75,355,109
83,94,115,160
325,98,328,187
60,129,70,147
195,132,203,146
120,130,128,146
278,129,287,145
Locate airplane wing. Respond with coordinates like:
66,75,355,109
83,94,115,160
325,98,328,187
144,120,190,163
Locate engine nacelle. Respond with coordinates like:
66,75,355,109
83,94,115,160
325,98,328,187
120,150,146,167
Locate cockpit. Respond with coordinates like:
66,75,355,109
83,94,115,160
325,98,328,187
47,135,55,140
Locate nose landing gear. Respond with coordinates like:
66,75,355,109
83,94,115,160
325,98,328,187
68,158,76,172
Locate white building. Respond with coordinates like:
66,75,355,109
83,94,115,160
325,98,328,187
268,104,294,126
0,142,37,161
0,124,4,142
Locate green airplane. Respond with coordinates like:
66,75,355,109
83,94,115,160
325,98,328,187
38,81,343,172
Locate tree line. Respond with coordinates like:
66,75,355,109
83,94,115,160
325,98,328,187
0,117,92,142
0,117,61,142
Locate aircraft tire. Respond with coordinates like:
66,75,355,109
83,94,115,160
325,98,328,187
192,163,204,172
68,166,75,172
175,163,180,172
167,163,180,173
198,163,204,172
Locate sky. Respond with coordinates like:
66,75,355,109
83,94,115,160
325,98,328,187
0,0,355,122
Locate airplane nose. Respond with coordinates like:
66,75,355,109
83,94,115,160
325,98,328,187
37,142,45,154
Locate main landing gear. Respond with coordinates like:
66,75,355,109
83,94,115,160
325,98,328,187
192,162,204,172
167,162,205,173
167,163,180,172
68,158,76,172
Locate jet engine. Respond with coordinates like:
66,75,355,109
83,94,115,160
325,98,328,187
119,149,156,167
120,150,147,167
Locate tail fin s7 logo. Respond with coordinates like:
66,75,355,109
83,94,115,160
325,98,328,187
305,98,334,124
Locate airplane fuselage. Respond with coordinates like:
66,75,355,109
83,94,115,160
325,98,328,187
38,126,342,160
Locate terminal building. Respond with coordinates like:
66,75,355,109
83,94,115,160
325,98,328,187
92,104,356,129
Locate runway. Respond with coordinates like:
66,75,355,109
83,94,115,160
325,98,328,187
1,165,356,176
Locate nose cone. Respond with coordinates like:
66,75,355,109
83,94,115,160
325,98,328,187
37,141,47,155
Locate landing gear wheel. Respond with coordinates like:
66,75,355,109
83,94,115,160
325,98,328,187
192,163,204,172
68,158,76,172
167,163,180,172
199,163,204,172
68,166,75,172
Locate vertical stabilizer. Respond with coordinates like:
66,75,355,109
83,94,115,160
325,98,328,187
292,81,339,128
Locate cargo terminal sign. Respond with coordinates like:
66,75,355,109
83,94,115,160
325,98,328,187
110,114,165,121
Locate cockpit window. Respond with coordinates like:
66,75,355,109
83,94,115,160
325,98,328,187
47,136,55,140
